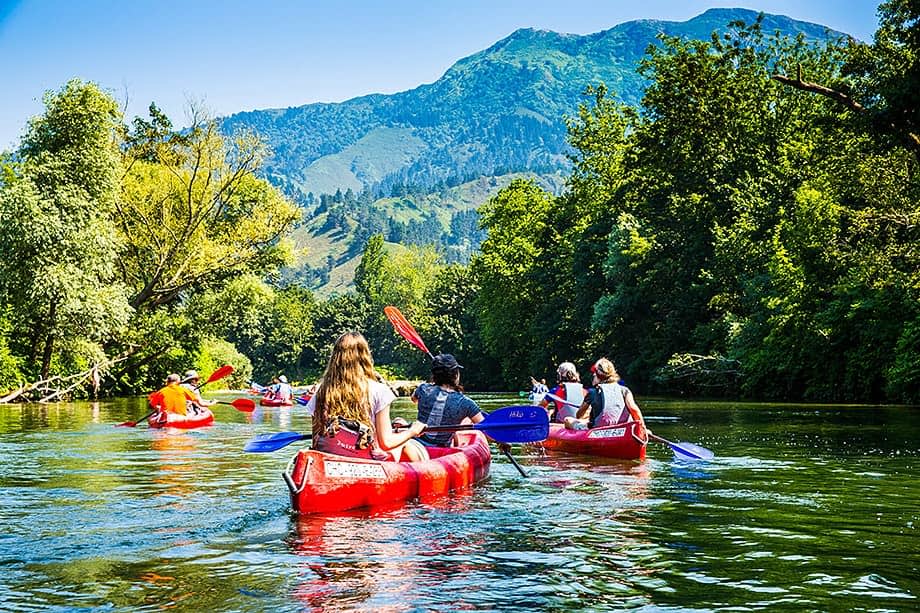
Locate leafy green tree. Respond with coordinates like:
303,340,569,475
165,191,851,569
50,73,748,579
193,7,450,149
774,0,920,159
424,264,501,389
0,310,24,391
188,276,315,382
0,80,131,378
472,179,553,382
303,293,372,376
354,234,387,305
118,105,301,310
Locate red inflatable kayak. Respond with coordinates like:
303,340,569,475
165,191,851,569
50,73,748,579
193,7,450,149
260,396,294,407
283,431,492,513
538,421,647,460
148,409,215,430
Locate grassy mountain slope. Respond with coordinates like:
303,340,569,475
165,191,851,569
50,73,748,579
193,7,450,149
223,8,842,200
221,8,845,292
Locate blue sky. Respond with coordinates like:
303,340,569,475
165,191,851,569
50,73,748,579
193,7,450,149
0,0,880,150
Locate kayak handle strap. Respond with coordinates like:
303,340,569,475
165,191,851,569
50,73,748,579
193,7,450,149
282,453,310,496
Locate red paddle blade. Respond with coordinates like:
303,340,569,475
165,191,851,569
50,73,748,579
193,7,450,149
384,306,432,357
205,365,234,385
115,420,138,428
230,397,256,412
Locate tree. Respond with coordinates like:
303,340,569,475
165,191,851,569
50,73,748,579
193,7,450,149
472,179,553,382
0,80,131,378
773,0,920,160
117,105,301,310
354,234,387,305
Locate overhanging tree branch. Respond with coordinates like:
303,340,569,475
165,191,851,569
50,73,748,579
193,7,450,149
773,64,920,159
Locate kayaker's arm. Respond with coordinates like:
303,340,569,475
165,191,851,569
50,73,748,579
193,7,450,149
374,407,425,451
624,387,644,423
574,398,591,421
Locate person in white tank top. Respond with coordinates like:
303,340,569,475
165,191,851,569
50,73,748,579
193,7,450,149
540,362,587,423
564,358,645,430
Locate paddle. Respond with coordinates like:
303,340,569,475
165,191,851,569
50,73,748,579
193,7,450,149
543,393,714,459
244,430,310,452
217,398,256,413
396,405,549,444
384,306,434,358
385,305,532,474
647,432,714,460
116,365,235,427
244,405,549,453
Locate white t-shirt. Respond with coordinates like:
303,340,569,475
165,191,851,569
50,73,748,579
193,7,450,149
304,379,396,419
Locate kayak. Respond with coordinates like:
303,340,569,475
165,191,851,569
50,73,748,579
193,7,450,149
148,409,215,430
282,431,492,513
260,396,294,407
537,421,647,460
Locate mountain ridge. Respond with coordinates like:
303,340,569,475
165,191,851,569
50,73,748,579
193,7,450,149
218,8,846,292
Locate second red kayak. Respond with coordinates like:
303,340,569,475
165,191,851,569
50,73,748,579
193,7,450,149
538,421,647,460
260,396,294,407
148,409,215,430
282,431,492,513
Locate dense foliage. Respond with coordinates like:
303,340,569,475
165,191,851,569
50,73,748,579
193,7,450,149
0,4,916,404
470,5,920,403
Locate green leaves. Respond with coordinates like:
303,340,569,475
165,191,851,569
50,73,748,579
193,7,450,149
0,80,130,379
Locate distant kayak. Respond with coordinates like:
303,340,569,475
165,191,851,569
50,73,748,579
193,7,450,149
537,421,647,460
283,431,492,513
148,409,215,430
260,396,294,407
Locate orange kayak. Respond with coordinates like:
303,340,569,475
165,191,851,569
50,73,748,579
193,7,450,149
283,431,492,513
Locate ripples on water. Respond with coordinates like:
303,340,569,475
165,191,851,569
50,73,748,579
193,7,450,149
0,398,917,611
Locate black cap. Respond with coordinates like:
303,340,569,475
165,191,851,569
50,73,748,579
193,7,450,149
432,353,463,371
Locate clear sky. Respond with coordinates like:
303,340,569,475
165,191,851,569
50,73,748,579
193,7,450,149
0,0,881,150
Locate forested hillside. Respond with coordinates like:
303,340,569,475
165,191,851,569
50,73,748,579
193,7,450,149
223,8,840,200
221,8,843,292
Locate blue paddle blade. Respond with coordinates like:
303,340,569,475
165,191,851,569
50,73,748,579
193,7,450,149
672,441,715,460
418,405,549,443
243,431,310,452
479,405,549,443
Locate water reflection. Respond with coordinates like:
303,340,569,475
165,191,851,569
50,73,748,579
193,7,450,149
288,510,416,612
150,431,200,501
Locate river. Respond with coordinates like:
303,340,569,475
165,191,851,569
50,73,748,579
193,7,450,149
0,395,916,611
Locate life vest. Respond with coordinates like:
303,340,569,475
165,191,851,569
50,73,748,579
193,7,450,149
593,383,628,427
553,382,583,422
314,416,391,461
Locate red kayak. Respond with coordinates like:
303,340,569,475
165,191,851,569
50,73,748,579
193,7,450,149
148,409,215,430
260,396,294,407
283,431,492,513
538,421,647,460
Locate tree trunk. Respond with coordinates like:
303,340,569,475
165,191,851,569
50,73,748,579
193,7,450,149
40,300,57,379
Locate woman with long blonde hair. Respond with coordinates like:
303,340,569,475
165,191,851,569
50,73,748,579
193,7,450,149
306,331,428,461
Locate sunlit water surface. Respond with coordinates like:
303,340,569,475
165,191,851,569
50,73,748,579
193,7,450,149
0,395,916,611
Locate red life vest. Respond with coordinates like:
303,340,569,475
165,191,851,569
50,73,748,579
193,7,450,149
314,416,392,461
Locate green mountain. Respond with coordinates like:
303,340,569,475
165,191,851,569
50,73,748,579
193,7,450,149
219,8,844,291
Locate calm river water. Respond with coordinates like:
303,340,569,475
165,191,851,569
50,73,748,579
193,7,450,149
0,394,916,611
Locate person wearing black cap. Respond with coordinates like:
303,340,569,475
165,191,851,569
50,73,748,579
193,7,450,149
410,353,486,447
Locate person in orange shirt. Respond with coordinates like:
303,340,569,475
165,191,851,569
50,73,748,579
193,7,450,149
148,373,201,418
